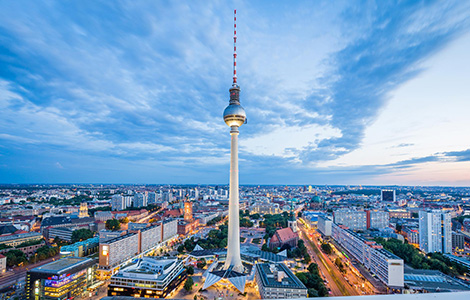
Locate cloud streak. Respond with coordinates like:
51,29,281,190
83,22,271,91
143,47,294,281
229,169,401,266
0,1,469,184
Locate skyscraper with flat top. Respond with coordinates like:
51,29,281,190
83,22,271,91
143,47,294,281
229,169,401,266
419,210,451,253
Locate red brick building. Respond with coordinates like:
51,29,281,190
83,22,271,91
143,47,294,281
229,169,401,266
268,227,298,250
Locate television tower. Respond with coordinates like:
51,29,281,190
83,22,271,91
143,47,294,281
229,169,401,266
223,9,246,273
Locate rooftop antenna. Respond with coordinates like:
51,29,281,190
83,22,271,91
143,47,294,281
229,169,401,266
233,9,237,86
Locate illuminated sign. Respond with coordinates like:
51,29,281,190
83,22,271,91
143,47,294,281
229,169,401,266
44,269,86,288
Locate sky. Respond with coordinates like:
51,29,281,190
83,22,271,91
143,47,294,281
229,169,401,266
1,1,470,186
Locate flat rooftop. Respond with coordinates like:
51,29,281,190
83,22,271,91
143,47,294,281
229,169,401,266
32,257,94,275
404,269,470,292
256,263,306,290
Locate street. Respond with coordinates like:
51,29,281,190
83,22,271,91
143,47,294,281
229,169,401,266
0,254,61,290
299,222,359,296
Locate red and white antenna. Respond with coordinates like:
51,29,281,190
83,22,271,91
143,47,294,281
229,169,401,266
233,9,237,85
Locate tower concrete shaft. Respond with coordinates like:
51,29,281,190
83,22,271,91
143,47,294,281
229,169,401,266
224,125,243,272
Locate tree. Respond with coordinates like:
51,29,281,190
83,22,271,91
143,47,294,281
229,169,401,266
321,243,333,255
303,253,311,264
261,243,269,252
5,250,28,267
119,217,129,224
295,263,328,297
308,263,319,274
71,228,94,243
308,288,319,297
240,217,253,228
184,277,194,292
335,257,345,273
106,219,121,231
187,266,194,275
197,258,206,269
395,223,402,232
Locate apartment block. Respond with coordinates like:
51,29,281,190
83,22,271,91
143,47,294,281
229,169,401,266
419,210,451,254
332,223,404,287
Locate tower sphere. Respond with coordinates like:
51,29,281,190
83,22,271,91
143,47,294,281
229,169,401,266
223,104,246,127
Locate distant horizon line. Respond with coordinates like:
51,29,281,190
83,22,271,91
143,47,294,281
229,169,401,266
0,183,469,188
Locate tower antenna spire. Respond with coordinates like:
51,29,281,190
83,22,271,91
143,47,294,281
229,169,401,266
233,9,237,86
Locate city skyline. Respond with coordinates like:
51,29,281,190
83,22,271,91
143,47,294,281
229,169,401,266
1,1,470,185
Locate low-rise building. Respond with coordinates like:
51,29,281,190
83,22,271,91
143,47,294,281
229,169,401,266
404,269,470,293
177,219,199,235
94,211,114,222
255,263,307,299
269,227,298,250
252,203,280,215
41,216,95,237
402,227,419,245
48,226,87,242
334,210,367,231
108,257,186,298
0,254,6,274
0,231,43,247
25,257,96,300
452,232,465,252
60,237,99,258
388,209,411,219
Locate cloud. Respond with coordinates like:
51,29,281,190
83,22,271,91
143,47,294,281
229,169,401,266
443,149,470,162
392,143,414,148
296,1,470,163
0,1,469,184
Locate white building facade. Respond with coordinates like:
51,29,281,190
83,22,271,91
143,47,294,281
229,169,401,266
332,223,404,287
419,210,452,253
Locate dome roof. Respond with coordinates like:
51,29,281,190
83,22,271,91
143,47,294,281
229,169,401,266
311,196,322,203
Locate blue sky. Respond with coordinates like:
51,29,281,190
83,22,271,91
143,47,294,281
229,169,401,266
1,1,470,185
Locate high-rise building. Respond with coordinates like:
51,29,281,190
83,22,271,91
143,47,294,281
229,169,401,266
382,190,396,202
148,192,157,204
111,195,126,211
133,193,147,208
419,210,452,253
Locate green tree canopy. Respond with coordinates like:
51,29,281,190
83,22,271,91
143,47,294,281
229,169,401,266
321,243,333,255
295,263,328,297
71,228,94,243
184,277,194,291
105,219,121,231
